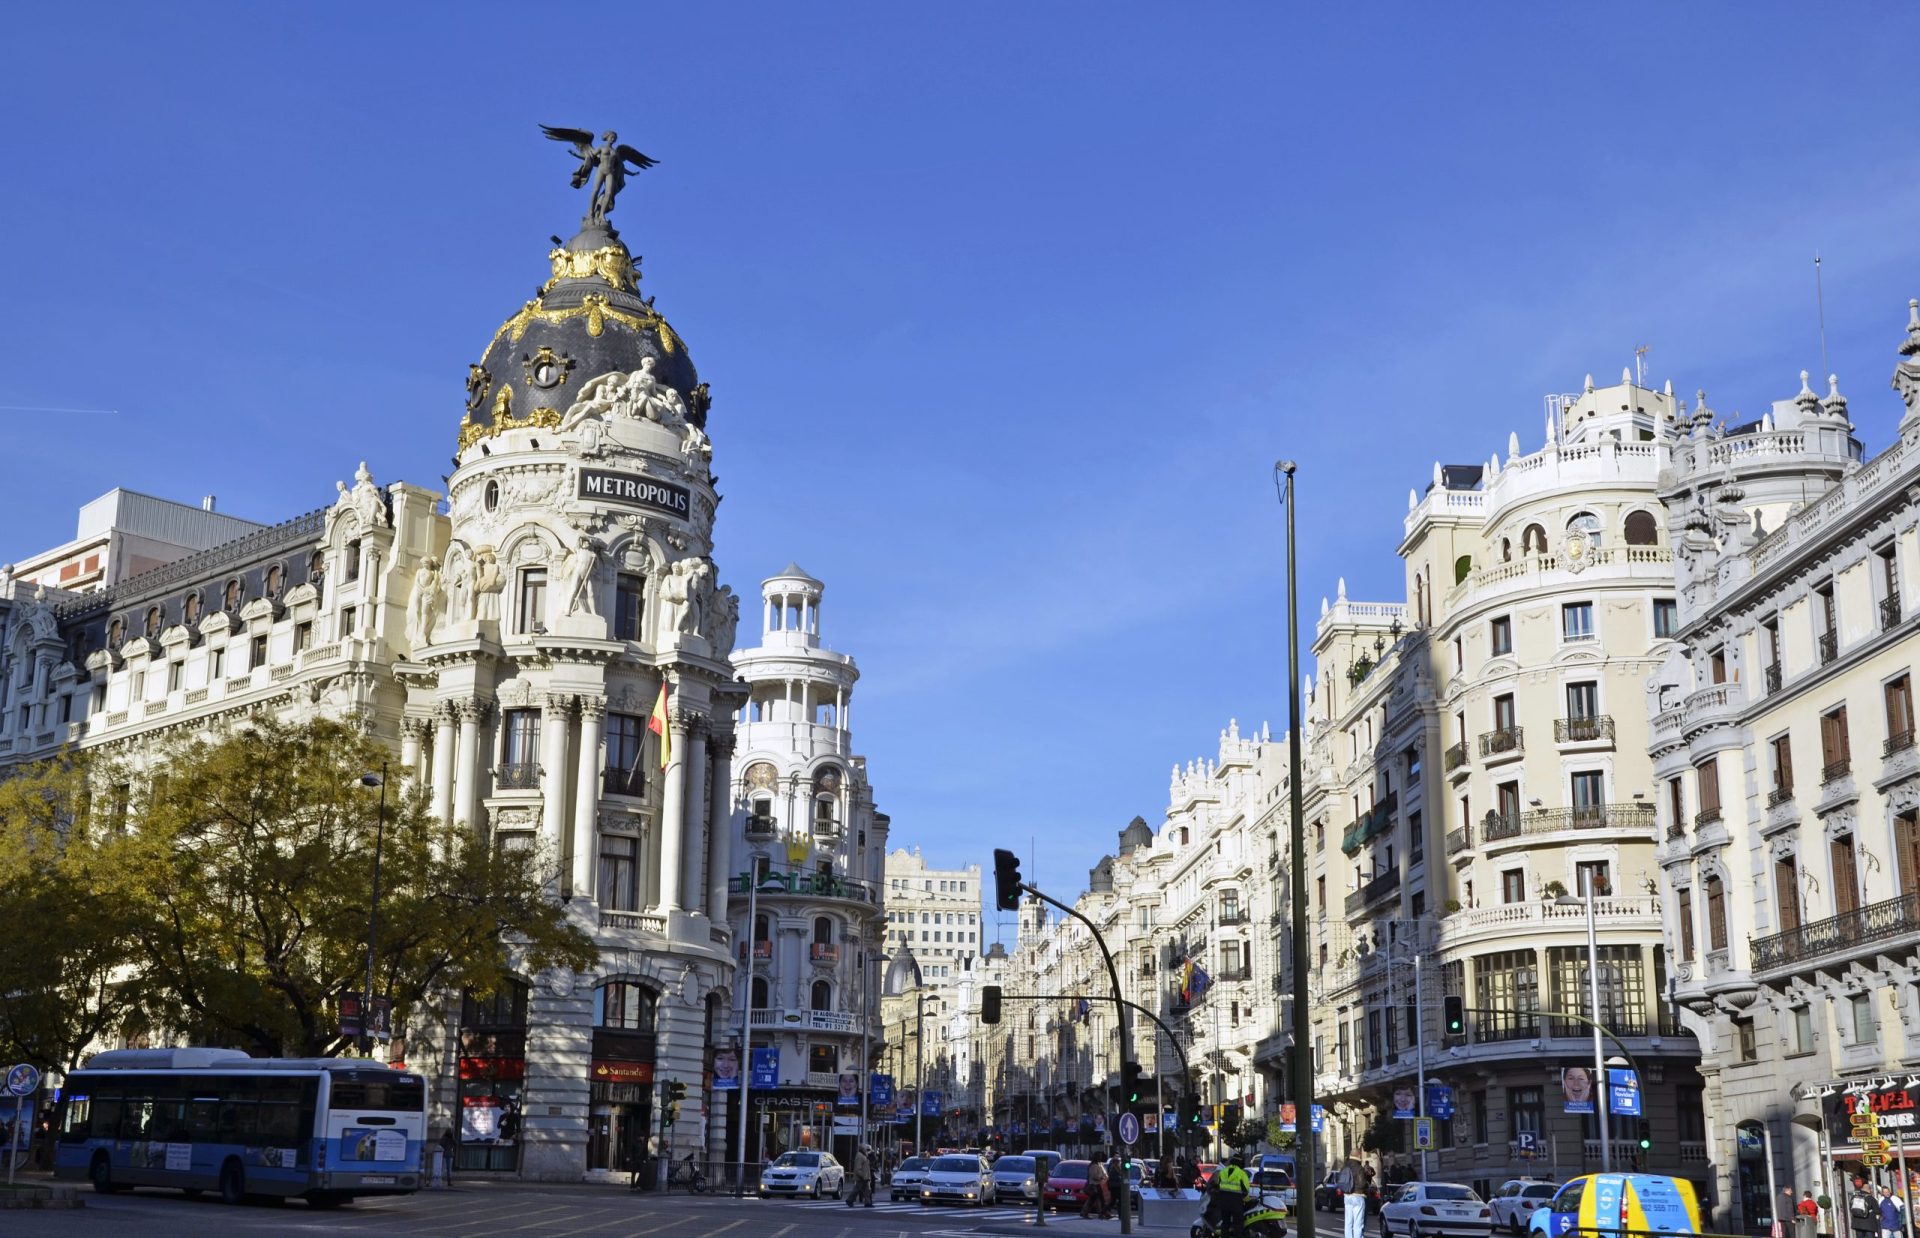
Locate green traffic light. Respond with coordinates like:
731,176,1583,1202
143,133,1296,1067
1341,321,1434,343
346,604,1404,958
1639,1138,1652,1150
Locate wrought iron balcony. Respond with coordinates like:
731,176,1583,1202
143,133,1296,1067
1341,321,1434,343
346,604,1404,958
1479,727,1524,758
1483,813,1522,842
495,762,541,790
1555,715,1614,743
1695,806,1723,826
1885,593,1904,633
1445,824,1472,855
744,813,777,839
1343,867,1401,915
1217,908,1251,927
1340,792,1398,856
1444,741,1468,773
1489,804,1656,843
1767,785,1794,808
1819,629,1839,665
602,767,646,797
1888,730,1917,757
1750,889,1920,972
1823,757,1852,783
1765,662,1782,693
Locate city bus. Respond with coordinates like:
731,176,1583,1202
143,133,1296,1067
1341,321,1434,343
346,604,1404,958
53,1047,427,1207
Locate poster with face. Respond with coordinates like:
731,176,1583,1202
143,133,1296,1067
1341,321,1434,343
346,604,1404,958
1562,1066,1595,1114
1391,1086,1417,1119
461,1096,501,1142
837,1071,860,1108
712,1048,740,1090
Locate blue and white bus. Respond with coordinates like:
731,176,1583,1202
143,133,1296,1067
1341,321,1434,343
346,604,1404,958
54,1047,427,1208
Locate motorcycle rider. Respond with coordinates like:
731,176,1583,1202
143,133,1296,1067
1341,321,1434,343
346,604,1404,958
1207,1149,1254,1235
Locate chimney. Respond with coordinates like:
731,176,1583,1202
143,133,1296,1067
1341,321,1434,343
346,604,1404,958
202,495,216,512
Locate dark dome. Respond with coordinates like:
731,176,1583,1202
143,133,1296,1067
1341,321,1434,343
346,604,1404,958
459,222,704,451
1118,815,1153,855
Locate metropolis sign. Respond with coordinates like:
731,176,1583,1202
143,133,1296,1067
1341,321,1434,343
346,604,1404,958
577,469,691,519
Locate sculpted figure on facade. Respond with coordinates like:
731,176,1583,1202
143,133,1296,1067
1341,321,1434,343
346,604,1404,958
351,462,389,529
558,357,691,434
657,556,711,639
406,556,445,647
561,534,600,617
471,546,505,622
445,551,471,625
708,583,740,658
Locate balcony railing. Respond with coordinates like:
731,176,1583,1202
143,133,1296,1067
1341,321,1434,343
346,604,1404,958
1340,792,1398,856
810,942,840,964
1767,786,1794,808
1484,813,1521,843
730,869,880,905
1750,889,1920,972
1444,741,1468,773
1215,967,1253,984
602,767,646,797
1695,806,1723,826
1823,757,1852,783
738,939,774,960
744,814,776,839
1765,662,1783,693
495,762,541,790
1666,817,1686,841
1344,867,1401,915
1486,803,1655,844
1819,629,1839,665
1217,909,1251,927
1884,593,1904,632
1555,715,1614,743
1888,730,1917,757
1479,727,1524,758
1445,824,1471,855
811,813,840,837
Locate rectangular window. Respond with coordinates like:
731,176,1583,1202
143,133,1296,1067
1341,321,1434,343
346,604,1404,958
502,708,540,769
1547,943,1645,1036
1705,876,1728,951
1696,758,1721,823
1574,859,1611,898
1888,675,1916,752
344,539,361,582
1496,781,1520,827
1775,857,1801,933
167,662,183,692
613,574,645,641
1821,705,1852,780
517,568,548,633
809,1044,837,1075
1667,777,1686,835
1571,771,1605,820
1474,949,1539,1042
1762,618,1782,688
1492,693,1516,732
1490,616,1513,656
293,621,312,653
598,836,638,911
1566,681,1598,721
250,633,267,669
1653,598,1678,638
1833,835,1861,916
1472,1090,1489,1145
1508,1086,1543,1142
1789,1005,1814,1056
1562,602,1594,640
1709,646,1727,685
130,669,146,701
1409,809,1423,860
1849,993,1876,1046
1676,888,1695,958
1771,734,1795,799
340,605,356,639
210,647,225,681
1500,870,1525,904
1735,1017,1757,1061
604,712,645,796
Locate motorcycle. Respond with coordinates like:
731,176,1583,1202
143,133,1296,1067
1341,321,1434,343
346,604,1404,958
1190,1190,1290,1238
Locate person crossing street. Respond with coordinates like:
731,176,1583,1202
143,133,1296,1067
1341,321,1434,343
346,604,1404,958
846,1146,874,1207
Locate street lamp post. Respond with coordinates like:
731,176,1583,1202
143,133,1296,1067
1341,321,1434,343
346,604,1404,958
359,762,389,1059
1276,460,1316,1238
1556,878,1610,1169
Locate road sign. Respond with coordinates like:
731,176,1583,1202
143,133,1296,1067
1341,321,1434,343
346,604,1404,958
1312,1104,1326,1133
1516,1131,1539,1158
1117,1112,1141,1147
1414,1117,1435,1151
4,1064,38,1097
1608,1069,1642,1117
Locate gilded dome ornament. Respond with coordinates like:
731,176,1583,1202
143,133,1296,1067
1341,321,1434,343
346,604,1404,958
539,124,658,226
523,345,574,390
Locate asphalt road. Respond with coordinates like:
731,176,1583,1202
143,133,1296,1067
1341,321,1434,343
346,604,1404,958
1,1181,1126,1238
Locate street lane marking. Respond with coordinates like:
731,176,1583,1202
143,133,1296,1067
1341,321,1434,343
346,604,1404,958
623,1217,694,1234
461,1204,626,1234
692,1221,747,1237
405,1203,577,1231
768,1226,796,1236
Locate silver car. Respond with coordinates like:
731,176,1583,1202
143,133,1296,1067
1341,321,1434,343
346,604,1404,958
991,1154,1042,1201
920,1153,996,1206
889,1155,932,1201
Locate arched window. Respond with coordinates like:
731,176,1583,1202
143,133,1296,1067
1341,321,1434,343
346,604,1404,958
1623,510,1659,546
813,916,834,945
1501,537,1512,563
813,765,842,832
223,579,242,611
265,564,283,597
596,981,657,1031
145,607,162,638
1414,574,1426,625
182,592,201,625
751,976,770,1009
1567,511,1603,548
811,980,832,1011
345,539,362,581
754,913,770,942
1453,555,1473,585
1522,524,1547,555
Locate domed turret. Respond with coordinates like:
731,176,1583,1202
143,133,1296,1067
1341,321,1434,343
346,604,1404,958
458,220,706,452
1118,815,1153,856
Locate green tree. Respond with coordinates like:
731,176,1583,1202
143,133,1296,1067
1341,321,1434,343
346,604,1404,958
123,717,595,1056
0,750,147,1071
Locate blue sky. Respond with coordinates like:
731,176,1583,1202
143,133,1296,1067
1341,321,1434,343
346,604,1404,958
6,6,1920,945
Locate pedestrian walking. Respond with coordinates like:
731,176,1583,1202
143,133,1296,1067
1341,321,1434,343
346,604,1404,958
1342,1156,1369,1238
1882,1186,1903,1238
1852,1175,1881,1238
437,1128,456,1188
1084,1152,1111,1220
847,1146,874,1207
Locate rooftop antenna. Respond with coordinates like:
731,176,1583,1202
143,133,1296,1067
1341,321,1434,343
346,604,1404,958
1816,252,1830,380
1634,344,1650,388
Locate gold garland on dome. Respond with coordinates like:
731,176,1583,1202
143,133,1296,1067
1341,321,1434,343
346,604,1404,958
544,244,638,293
492,295,683,355
457,384,564,451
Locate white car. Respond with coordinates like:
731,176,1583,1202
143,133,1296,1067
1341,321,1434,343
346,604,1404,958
889,1156,932,1201
1488,1180,1558,1234
920,1153,997,1206
1380,1181,1495,1238
758,1151,845,1199
991,1154,1043,1201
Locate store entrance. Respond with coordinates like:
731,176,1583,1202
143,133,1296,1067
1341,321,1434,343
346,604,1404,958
589,1083,653,1175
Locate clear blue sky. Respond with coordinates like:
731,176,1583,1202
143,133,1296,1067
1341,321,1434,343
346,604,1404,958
6,6,1920,944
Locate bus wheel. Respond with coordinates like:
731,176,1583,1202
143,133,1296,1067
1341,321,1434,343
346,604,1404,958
90,1154,116,1194
219,1160,246,1206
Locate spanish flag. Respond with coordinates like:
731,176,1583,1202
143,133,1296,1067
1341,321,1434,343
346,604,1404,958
648,681,671,770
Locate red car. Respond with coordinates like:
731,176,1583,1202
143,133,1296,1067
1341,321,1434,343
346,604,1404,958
1043,1160,1093,1210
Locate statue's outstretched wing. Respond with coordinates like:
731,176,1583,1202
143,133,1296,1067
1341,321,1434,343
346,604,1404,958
616,144,659,171
540,124,596,155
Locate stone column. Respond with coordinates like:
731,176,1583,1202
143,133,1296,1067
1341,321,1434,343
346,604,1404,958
654,707,690,913
453,698,488,835
431,704,457,828
540,694,574,872
573,698,605,900
399,716,425,782
706,732,735,935
681,720,708,917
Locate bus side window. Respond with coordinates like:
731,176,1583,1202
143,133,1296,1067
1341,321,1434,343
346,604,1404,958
59,1093,92,1142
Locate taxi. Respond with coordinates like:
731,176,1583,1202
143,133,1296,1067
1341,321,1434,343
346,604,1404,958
1527,1173,1703,1238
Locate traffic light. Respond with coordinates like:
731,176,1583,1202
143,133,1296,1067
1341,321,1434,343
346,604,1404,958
981,984,1003,1025
993,848,1024,911
1121,1060,1143,1108
1443,994,1466,1038
666,1079,687,1103
1178,1094,1199,1128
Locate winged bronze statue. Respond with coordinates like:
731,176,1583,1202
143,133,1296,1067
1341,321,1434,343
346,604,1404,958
540,125,659,225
